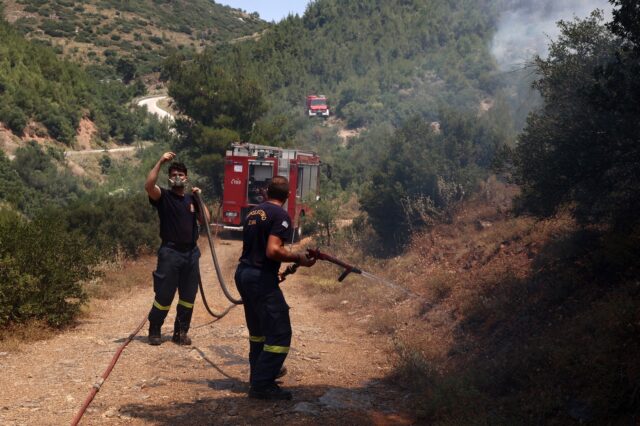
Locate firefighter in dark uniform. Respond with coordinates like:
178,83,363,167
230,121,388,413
235,175,315,400
144,151,210,346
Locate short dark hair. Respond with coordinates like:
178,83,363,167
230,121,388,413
168,162,187,175
267,176,289,202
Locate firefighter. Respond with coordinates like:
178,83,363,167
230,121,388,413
144,152,210,346
235,176,315,400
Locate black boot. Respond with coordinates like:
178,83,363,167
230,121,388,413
249,383,292,401
148,323,162,346
172,329,192,345
276,366,288,379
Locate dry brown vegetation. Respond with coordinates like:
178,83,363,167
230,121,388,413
301,177,640,424
0,320,56,352
83,254,155,300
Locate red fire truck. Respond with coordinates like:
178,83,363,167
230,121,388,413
220,143,320,239
306,95,330,118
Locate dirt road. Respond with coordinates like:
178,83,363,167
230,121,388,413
0,239,413,425
138,96,174,122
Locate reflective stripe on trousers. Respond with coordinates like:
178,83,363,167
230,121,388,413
148,245,200,332
235,263,292,387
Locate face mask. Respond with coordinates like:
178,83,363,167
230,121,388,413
168,175,186,189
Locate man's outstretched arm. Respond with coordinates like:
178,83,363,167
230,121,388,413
145,152,175,201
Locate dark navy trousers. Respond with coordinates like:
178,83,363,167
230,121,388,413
148,245,200,333
235,263,292,389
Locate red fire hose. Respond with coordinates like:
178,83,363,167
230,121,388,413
70,316,147,426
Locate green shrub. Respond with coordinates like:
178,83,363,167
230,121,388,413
41,19,75,37
40,112,75,145
148,35,163,45
0,210,98,327
12,142,82,207
0,106,28,134
37,6,51,17
61,192,159,258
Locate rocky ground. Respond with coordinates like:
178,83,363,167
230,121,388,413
0,239,414,425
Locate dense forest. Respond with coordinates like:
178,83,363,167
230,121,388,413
165,0,514,249
170,0,501,128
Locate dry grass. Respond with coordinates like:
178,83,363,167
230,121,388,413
338,192,361,219
0,320,57,352
304,177,640,423
85,254,154,300
367,309,397,335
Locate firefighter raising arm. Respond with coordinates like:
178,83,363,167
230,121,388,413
144,154,209,347
144,151,210,224
145,151,176,201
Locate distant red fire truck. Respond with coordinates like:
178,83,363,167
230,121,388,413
306,95,330,118
220,143,320,239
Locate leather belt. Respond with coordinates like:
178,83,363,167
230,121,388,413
162,241,196,252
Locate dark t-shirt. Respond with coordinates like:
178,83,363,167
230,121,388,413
239,201,293,275
149,187,199,245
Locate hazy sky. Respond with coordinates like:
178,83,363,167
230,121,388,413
216,1,312,22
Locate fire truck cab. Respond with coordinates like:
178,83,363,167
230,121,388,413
220,143,320,238
306,95,330,118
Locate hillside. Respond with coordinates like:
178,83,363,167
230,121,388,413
0,16,154,150
309,177,639,424
165,0,512,204
2,0,267,75
211,0,501,129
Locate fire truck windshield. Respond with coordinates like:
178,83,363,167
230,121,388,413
248,163,273,204
310,99,327,106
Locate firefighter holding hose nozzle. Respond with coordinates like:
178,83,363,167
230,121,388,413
144,152,210,346
235,175,315,400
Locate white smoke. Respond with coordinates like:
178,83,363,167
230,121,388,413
492,0,613,70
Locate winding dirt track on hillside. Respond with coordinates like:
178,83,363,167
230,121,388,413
0,239,413,425
138,96,174,122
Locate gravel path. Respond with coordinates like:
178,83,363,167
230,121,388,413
0,239,413,425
